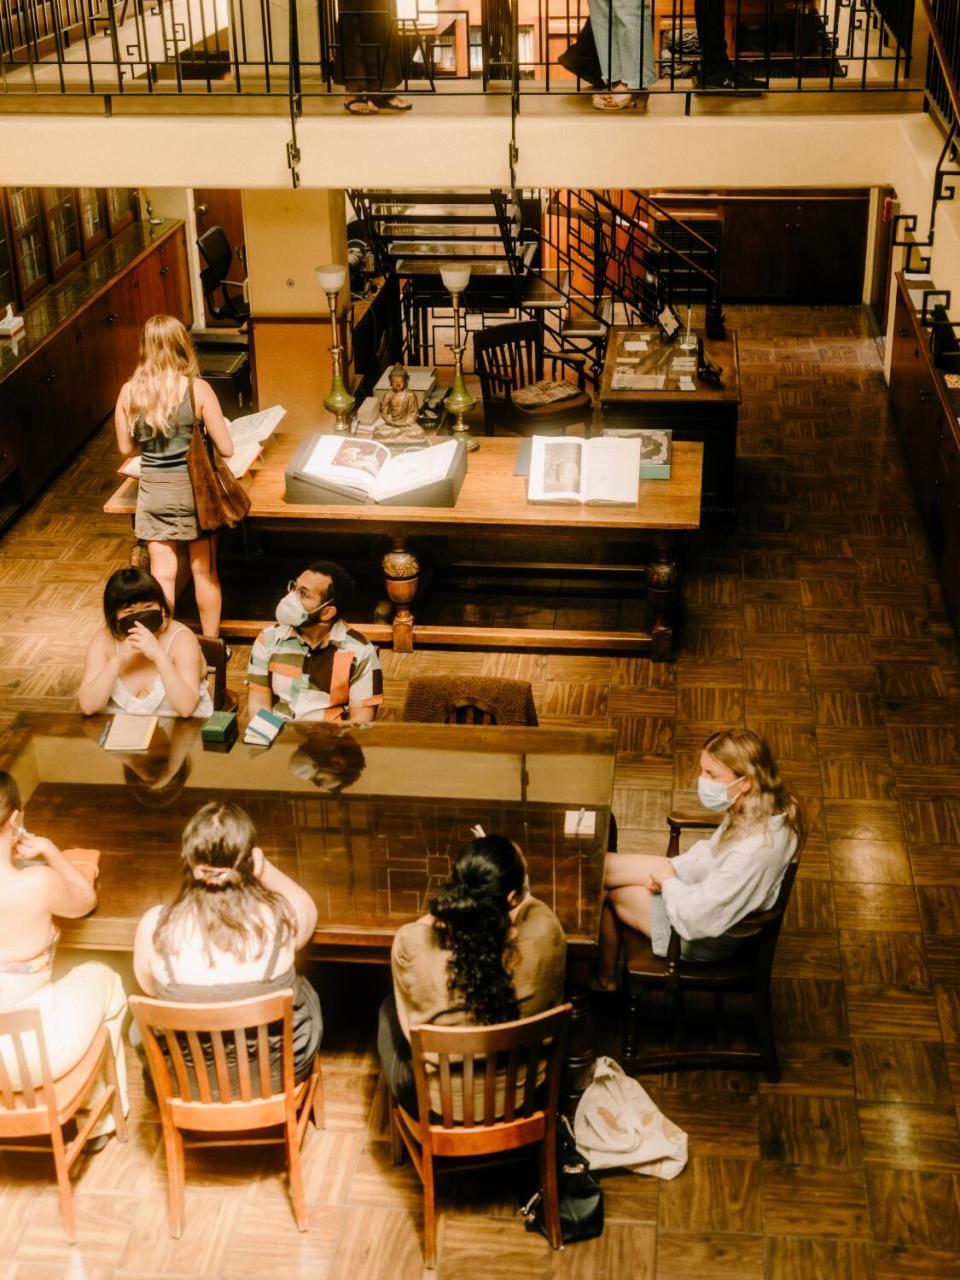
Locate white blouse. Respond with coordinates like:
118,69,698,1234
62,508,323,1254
659,813,797,941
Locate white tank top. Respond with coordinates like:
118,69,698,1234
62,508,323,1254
105,620,213,719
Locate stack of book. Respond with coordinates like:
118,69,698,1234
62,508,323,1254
244,709,284,746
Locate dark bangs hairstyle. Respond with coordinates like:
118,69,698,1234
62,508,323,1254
0,771,22,826
152,801,295,964
103,567,169,639
429,835,525,1026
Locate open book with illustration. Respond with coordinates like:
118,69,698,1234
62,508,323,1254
298,435,462,504
527,436,648,505
119,405,286,480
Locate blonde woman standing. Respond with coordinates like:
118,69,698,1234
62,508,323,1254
114,315,234,637
596,729,804,985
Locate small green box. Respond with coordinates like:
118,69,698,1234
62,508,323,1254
201,710,239,750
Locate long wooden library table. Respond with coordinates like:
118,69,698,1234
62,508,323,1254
3,712,615,1087
106,436,703,659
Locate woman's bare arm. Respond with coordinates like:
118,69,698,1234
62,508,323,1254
194,378,234,458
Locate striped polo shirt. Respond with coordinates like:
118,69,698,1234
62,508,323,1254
246,619,382,722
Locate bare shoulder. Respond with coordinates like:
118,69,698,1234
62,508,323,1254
86,625,115,658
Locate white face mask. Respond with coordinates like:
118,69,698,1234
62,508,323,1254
275,590,322,629
698,774,745,812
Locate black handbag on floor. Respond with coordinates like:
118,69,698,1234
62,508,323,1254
521,1113,604,1245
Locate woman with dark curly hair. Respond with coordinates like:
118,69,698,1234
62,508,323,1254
378,835,566,1113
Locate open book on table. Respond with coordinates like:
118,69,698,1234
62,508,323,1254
297,436,463,504
527,436,645,506
118,405,286,480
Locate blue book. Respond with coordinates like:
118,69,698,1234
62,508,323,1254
243,708,285,746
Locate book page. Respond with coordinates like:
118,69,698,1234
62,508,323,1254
225,439,263,478
228,405,286,446
101,714,158,751
374,438,459,501
582,437,641,505
300,435,390,497
118,454,141,478
527,438,584,503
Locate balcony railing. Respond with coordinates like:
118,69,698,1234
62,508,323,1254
0,0,921,106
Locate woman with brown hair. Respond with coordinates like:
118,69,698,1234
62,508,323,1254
596,728,804,986
133,801,322,1083
114,314,234,637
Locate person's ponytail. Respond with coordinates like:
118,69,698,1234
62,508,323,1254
430,836,525,1025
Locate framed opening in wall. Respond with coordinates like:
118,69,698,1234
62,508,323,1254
106,188,137,235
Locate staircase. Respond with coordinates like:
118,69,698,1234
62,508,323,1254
349,187,724,381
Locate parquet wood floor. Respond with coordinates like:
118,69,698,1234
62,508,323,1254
1,305,959,1278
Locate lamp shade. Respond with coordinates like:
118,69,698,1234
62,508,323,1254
315,263,347,292
440,263,471,293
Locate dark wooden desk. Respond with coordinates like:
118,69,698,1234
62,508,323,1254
599,327,740,522
3,714,615,1086
105,436,703,659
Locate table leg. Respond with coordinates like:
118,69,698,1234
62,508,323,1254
564,953,597,1105
647,534,680,662
382,539,419,653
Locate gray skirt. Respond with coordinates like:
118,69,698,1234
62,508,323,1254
135,466,200,542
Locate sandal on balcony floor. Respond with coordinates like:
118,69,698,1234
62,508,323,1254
345,97,379,114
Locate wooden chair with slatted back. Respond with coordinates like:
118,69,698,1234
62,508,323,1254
472,320,592,433
620,812,804,1082
400,676,538,727
445,698,497,725
0,1011,128,1242
390,1003,572,1268
197,635,237,712
128,992,323,1238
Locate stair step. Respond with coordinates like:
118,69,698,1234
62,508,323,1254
380,219,519,241
394,259,519,277
521,270,570,308
387,241,519,260
370,203,516,224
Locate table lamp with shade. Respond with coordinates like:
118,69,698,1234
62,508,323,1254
316,263,355,433
440,262,478,452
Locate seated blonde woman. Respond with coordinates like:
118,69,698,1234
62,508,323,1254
78,567,212,719
596,729,804,987
0,773,128,1151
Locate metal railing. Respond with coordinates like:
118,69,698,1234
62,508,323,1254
0,0,921,106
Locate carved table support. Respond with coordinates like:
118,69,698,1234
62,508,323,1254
646,533,681,662
382,538,420,653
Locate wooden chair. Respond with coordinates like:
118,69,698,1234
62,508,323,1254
390,1004,572,1268
0,1012,128,1242
620,813,804,1082
128,992,323,1237
400,675,538,726
197,635,236,712
472,320,592,433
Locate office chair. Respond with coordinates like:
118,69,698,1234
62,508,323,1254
197,226,250,325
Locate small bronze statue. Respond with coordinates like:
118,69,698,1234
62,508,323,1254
373,366,426,445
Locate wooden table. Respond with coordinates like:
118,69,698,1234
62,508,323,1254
106,436,703,660
599,327,739,522
3,712,615,1089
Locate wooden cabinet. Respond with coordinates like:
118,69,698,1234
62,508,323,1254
889,273,960,630
0,222,190,517
651,191,869,303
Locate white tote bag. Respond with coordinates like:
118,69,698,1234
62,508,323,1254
574,1056,688,1179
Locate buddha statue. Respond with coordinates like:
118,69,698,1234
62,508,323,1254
373,366,426,445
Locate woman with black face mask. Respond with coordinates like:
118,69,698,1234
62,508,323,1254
78,568,213,719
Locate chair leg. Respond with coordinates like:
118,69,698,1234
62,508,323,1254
310,1057,325,1130
421,1147,438,1269
389,1103,404,1167
103,1043,129,1143
623,989,640,1061
50,1123,77,1244
755,987,780,1083
538,1125,562,1251
285,1115,308,1232
161,1122,186,1238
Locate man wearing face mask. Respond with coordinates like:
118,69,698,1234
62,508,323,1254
79,568,213,719
245,561,382,725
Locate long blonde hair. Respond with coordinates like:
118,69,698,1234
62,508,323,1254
703,729,805,847
127,315,199,438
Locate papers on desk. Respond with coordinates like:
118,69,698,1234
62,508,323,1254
118,405,286,480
